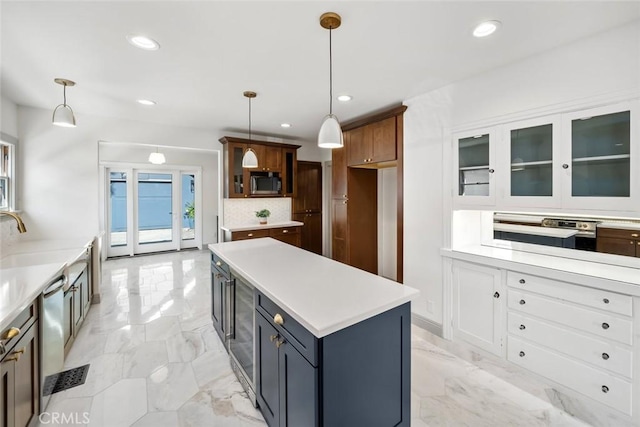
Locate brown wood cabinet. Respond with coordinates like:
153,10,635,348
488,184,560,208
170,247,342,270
1,302,39,427
229,226,301,247
347,116,397,167
219,136,300,198
293,161,323,254
332,105,406,279
64,262,92,357
597,227,640,257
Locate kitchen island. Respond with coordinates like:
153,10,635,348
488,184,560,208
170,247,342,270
208,238,418,427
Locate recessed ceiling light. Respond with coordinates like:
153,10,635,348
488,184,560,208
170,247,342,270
127,34,160,50
280,123,291,128
137,99,157,106
337,95,352,102
473,20,501,38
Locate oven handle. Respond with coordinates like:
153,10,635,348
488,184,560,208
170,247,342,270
226,278,235,340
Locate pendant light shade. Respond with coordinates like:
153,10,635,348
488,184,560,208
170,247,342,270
318,114,344,148
242,91,259,168
241,148,258,168
318,12,343,149
52,78,77,128
148,148,166,164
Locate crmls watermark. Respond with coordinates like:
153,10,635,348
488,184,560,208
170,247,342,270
39,412,90,425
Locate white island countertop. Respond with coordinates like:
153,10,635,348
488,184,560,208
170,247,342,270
221,221,303,232
209,238,419,338
494,223,578,238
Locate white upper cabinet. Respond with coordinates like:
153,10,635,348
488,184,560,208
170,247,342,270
452,100,639,214
453,127,497,206
561,101,638,212
501,116,562,209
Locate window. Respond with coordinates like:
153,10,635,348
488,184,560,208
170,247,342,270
0,141,14,210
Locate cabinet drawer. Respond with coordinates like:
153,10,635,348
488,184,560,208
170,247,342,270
231,229,270,241
255,291,317,366
269,227,300,237
508,336,632,415
506,271,632,316
211,253,230,277
507,312,632,378
508,290,632,345
597,227,640,240
1,301,38,357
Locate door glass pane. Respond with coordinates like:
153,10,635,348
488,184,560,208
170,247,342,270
138,173,172,244
182,173,195,241
511,124,553,196
572,111,630,197
458,134,489,196
232,146,245,196
110,172,127,247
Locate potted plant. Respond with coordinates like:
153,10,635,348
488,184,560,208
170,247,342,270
184,201,195,229
255,209,271,225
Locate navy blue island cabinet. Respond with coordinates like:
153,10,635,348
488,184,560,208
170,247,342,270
255,290,411,427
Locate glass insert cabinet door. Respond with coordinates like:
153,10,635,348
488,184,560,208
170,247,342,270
562,101,637,211
454,128,496,205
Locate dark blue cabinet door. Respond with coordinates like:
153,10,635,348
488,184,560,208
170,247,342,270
211,265,225,342
256,312,280,427
279,339,318,427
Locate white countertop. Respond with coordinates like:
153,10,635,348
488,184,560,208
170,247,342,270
0,238,94,331
443,244,640,296
494,223,578,238
209,239,419,338
221,221,303,232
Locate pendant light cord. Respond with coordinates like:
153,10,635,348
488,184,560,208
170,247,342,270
329,27,333,115
248,96,252,142
63,84,67,106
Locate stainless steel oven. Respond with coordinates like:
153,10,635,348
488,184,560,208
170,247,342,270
228,270,256,406
541,218,598,251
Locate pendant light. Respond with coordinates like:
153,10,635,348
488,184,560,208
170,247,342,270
52,78,77,128
317,12,343,149
148,147,166,164
242,91,259,168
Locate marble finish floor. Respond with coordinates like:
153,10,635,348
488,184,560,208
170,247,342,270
41,249,590,426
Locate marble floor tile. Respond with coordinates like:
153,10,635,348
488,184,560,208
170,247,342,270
147,362,199,411
46,249,594,427
89,378,147,427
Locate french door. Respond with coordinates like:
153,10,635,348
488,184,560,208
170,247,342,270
107,167,201,257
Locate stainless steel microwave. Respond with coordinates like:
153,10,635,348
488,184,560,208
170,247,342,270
250,174,281,195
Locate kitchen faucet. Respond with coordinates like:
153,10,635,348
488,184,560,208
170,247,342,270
0,211,27,233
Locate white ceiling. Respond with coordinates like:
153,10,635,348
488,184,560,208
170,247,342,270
2,1,639,143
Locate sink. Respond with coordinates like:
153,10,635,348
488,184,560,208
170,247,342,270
0,249,83,270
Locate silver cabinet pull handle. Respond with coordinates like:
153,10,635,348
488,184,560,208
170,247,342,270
493,292,500,298
602,353,609,360
602,385,609,393
519,325,525,330
602,323,610,330
562,164,569,169
519,351,525,357
519,299,526,305
603,298,610,304
519,279,525,284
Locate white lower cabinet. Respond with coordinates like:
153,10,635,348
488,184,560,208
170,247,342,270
451,260,636,419
506,272,634,416
452,260,503,356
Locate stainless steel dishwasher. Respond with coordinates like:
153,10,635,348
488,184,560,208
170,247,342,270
41,275,66,410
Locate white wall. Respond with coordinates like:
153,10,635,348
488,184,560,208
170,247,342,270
377,168,397,280
403,21,640,326
1,95,18,139
16,106,220,242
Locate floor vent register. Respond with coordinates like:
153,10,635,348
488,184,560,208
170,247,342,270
42,364,90,395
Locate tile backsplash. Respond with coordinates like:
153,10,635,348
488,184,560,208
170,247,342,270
223,198,291,227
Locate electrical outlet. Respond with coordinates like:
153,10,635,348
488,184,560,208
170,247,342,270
427,300,434,314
